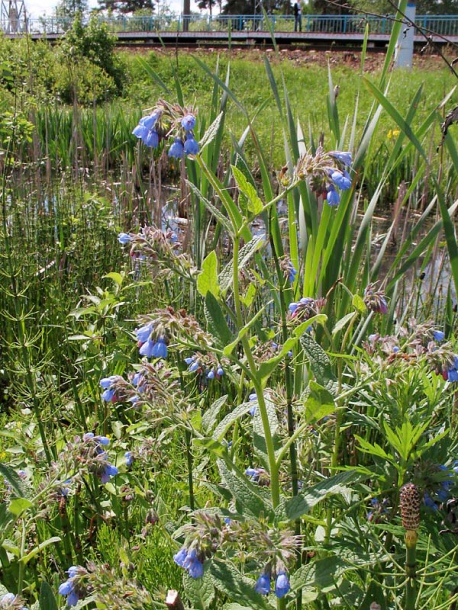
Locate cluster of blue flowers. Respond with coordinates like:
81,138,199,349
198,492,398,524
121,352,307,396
132,110,161,148
100,376,122,402
0,592,28,609
58,566,83,607
325,151,352,207
185,355,224,379
424,463,458,510
82,433,118,484
173,547,204,579
443,355,458,382
132,108,199,159
136,322,168,359
255,571,291,598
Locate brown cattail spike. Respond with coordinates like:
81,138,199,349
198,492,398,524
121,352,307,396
400,483,421,531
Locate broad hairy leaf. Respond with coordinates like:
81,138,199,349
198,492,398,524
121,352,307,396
218,460,272,519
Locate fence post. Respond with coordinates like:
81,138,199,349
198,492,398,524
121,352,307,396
394,1,416,69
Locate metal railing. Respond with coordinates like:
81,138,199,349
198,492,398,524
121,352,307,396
2,13,458,38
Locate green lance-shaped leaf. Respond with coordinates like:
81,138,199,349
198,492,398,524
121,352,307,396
252,394,281,470
39,581,59,610
299,332,337,395
202,395,228,435
199,111,224,151
183,570,215,610
209,560,274,610
217,460,273,519
0,463,30,499
212,402,255,440
21,537,61,565
231,165,264,216
219,234,265,296
197,251,220,298
276,470,366,521
258,315,328,383
204,292,233,347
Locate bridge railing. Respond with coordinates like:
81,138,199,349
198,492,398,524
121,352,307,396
4,13,458,38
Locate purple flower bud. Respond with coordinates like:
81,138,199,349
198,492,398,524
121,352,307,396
433,330,445,342
139,338,156,358
142,111,160,131
58,581,74,596
125,451,133,466
151,338,168,359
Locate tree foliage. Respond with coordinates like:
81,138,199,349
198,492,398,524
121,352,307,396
312,0,458,14
97,0,154,14
55,0,88,20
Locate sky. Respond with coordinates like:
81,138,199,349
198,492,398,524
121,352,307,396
24,0,190,19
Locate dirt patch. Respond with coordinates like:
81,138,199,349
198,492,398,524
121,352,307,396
122,45,448,72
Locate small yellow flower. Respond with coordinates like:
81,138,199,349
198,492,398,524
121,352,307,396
387,128,401,140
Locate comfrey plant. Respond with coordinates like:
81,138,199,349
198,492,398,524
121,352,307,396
59,563,153,608
132,99,199,159
292,146,353,207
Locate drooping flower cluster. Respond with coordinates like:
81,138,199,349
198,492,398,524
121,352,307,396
255,570,291,598
185,352,225,379
294,147,353,207
0,592,28,609
364,319,456,381
279,256,297,284
288,297,325,323
81,433,119,484
132,99,199,159
173,547,205,578
54,433,119,486
59,562,153,609
136,321,168,359
412,460,458,511
173,511,297,599
59,566,87,607
364,283,388,314
100,375,123,402
117,225,194,282
367,497,389,523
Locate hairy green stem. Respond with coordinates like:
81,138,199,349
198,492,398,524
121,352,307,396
232,236,280,508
